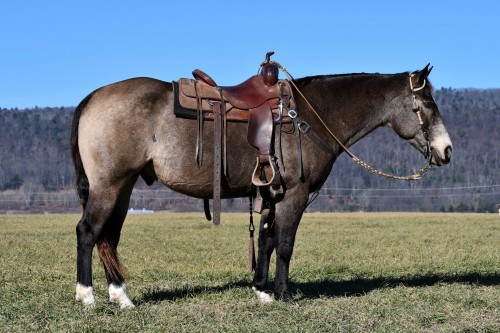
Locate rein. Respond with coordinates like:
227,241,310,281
259,60,432,181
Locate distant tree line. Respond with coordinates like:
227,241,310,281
0,88,499,212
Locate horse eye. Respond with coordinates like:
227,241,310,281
423,101,435,108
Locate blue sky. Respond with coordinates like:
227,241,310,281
1,1,499,108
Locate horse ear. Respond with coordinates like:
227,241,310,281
417,63,432,86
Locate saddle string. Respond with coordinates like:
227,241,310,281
259,60,432,181
248,194,256,271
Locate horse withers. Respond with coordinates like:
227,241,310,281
71,63,451,308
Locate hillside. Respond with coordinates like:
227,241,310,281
1,88,499,213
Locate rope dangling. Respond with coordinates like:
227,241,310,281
248,195,256,271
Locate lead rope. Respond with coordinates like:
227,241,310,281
259,60,432,181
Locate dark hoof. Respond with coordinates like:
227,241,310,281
275,291,298,306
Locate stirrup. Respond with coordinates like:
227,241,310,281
251,156,281,187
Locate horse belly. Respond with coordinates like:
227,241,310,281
151,116,256,199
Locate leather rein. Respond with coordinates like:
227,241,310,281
261,60,433,181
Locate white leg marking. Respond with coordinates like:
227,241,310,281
109,283,135,309
75,283,96,308
252,286,274,304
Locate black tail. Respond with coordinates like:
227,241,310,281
70,91,96,210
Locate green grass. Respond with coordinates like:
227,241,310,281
1,212,499,332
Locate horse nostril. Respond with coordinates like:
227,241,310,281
444,146,452,163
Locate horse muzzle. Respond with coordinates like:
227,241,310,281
430,145,452,166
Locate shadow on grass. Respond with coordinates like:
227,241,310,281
293,271,500,300
138,280,251,304
138,271,500,304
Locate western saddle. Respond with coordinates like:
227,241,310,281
177,52,295,225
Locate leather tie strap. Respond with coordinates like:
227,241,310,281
290,116,304,180
194,81,204,166
288,110,334,155
212,101,222,225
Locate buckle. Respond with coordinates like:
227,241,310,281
287,109,298,119
275,102,283,123
298,121,311,133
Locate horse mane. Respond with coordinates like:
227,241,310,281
294,72,411,87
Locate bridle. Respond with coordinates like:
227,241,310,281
409,73,433,162
261,60,433,180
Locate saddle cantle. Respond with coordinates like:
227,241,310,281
175,52,296,225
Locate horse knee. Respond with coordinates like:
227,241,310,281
276,242,294,261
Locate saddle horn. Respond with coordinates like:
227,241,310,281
261,51,279,86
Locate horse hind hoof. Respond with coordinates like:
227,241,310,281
75,283,96,308
252,286,274,304
109,283,135,309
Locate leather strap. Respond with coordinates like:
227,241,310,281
291,117,304,180
220,92,228,176
289,111,334,155
212,101,222,225
194,81,204,166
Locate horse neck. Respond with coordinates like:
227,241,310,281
296,73,410,151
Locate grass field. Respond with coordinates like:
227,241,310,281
0,212,499,332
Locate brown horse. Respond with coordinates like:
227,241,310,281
71,64,452,308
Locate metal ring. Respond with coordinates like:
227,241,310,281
298,121,311,133
288,109,298,119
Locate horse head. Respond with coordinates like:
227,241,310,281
389,64,452,166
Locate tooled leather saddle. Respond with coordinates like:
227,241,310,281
175,52,295,225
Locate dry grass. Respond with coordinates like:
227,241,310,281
1,212,499,332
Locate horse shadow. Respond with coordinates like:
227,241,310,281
292,271,500,300
138,271,500,304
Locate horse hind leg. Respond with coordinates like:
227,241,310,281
75,211,96,307
75,178,136,309
97,196,135,309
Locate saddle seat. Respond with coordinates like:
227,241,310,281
192,69,284,110
179,70,293,122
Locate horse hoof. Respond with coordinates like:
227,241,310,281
276,291,298,305
109,283,135,309
76,283,96,308
252,286,274,304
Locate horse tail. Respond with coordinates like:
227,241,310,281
70,91,95,210
97,239,124,283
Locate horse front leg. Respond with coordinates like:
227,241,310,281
252,208,276,303
273,187,308,302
